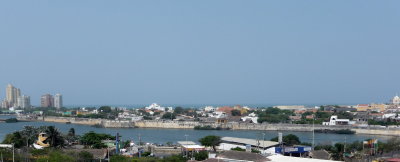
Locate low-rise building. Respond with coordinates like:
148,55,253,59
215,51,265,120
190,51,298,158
275,105,305,110
356,104,370,111
241,112,258,123
322,115,354,126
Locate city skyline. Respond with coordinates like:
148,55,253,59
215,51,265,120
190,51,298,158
0,83,398,107
1,1,399,105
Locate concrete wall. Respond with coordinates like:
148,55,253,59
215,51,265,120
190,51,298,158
134,121,200,129
17,116,400,136
43,116,104,125
101,120,134,128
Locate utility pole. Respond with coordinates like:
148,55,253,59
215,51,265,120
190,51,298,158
12,143,14,162
312,116,315,150
138,134,141,146
184,134,189,157
262,133,265,153
106,138,110,162
344,136,347,153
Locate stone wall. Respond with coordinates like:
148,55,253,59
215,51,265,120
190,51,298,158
43,116,104,125
17,116,400,136
133,120,200,129
101,120,134,128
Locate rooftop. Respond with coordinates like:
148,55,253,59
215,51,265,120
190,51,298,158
177,141,196,145
218,151,269,162
221,137,279,148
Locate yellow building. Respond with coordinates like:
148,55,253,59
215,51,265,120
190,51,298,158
356,104,387,112
369,104,386,112
356,104,370,111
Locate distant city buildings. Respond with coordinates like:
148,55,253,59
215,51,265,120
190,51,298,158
1,84,31,109
392,95,400,105
145,103,172,111
17,95,31,109
41,94,54,108
54,94,63,109
6,84,20,107
40,93,63,108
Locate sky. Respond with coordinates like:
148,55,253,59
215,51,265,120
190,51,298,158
0,1,399,106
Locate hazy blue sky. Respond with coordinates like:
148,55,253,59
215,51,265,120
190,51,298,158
0,1,399,106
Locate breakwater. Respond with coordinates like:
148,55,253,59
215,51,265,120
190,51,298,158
17,116,400,136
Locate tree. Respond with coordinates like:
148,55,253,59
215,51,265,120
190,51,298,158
162,155,187,162
80,131,115,148
98,106,112,113
231,110,241,116
36,151,75,162
257,107,291,123
161,112,176,120
199,135,221,152
194,151,208,161
110,155,131,162
68,128,75,137
335,111,354,120
44,126,65,148
231,147,245,151
78,151,93,162
20,126,39,146
174,107,184,114
2,132,25,148
271,134,301,145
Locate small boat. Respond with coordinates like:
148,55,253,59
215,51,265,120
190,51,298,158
66,122,71,124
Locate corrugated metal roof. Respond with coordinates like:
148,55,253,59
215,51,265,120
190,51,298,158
177,141,196,145
221,137,279,148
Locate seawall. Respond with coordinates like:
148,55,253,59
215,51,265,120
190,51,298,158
17,116,400,136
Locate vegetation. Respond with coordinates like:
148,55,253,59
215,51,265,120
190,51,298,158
161,112,176,120
315,129,355,134
231,147,245,151
194,125,225,130
257,107,293,123
36,151,75,162
5,118,18,123
199,135,221,152
2,126,65,148
368,119,400,126
80,131,115,148
193,151,208,161
174,107,184,114
231,109,241,116
271,134,301,145
314,137,400,161
251,148,261,153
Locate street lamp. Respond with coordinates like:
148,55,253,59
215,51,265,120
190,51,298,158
184,134,189,157
262,133,265,152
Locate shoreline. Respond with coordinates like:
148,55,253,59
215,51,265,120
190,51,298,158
16,116,400,136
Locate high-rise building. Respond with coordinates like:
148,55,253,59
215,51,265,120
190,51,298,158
17,95,31,109
393,95,400,105
5,84,21,108
54,94,63,109
41,94,54,108
1,99,9,108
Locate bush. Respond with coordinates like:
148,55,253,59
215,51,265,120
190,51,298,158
5,118,18,123
194,151,208,161
271,134,301,145
231,147,245,151
78,151,93,161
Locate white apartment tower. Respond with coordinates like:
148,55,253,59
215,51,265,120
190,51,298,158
17,95,31,109
54,94,63,109
5,84,21,108
393,95,400,105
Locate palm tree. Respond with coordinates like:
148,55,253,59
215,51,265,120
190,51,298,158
45,126,65,148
